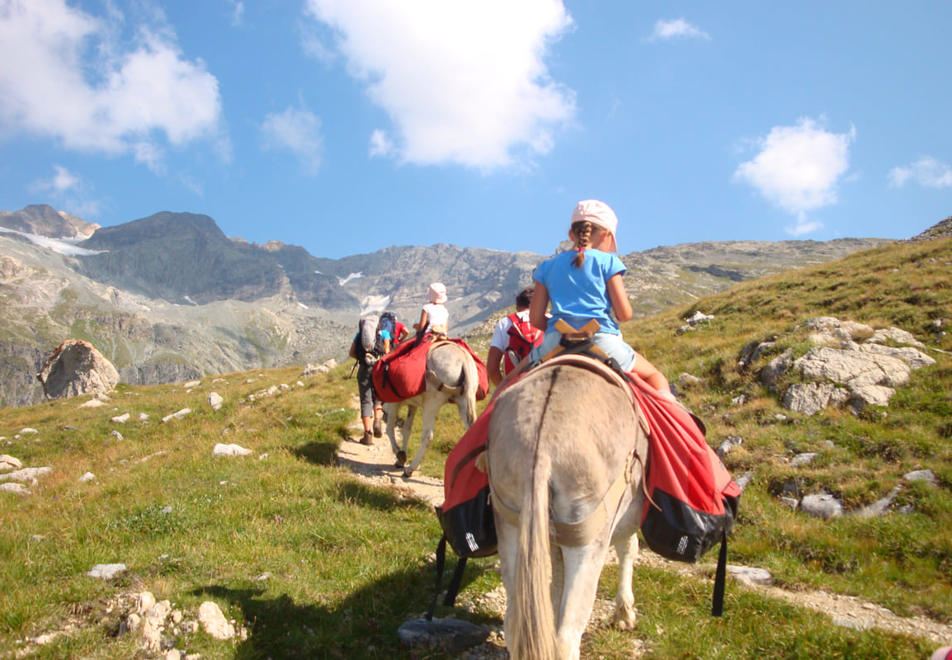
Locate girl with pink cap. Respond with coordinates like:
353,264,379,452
522,199,672,397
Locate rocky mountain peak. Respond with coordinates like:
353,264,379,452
0,204,99,239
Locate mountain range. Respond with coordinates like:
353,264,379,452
0,203,906,407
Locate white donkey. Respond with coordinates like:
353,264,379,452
487,356,649,660
384,339,480,477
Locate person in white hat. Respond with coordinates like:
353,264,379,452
414,282,450,337
516,199,672,397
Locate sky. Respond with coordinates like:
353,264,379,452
0,1,950,260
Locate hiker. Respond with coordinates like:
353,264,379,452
487,286,543,387
414,282,450,337
348,316,386,445
503,199,673,398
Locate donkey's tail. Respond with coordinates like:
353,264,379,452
509,429,558,660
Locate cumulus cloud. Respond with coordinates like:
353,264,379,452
261,106,324,174
35,165,80,193
734,118,855,232
650,18,710,41
302,0,576,169
888,156,952,189
0,0,223,169
29,164,101,217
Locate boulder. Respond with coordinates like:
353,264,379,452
36,339,119,400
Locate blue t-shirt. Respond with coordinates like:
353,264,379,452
533,249,626,335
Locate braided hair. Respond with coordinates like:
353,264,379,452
570,220,594,268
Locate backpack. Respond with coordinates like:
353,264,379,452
357,316,380,359
627,372,741,616
378,312,396,353
427,398,499,615
503,313,543,374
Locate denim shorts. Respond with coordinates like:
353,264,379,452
529,329,636,371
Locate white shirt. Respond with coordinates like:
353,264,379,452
422,302,449,333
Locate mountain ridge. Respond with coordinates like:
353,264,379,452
0,203,920,408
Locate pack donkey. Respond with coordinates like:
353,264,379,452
486,357,649,660
385,340,480,477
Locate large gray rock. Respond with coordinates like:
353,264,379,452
794,346,911,389
36,339,119,400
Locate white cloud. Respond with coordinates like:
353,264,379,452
734,118,855,225
228,1,245,26
0,0,223,168
650,18,710,41
368,129,394,158
888,156,952,189
34,165,80,193
261,106,324,174
302,0,575,169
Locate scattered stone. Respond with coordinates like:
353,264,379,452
397,617,490,653
207,392,224,411
800,492,843,519
678,373,704,389
198,601,236,640
162,408,191,423
79,472,96,482
904,469,938,485
0,482,30,495
0,466,52,483
213,443,252,457
790,452,818,467
87,563,127,579
731,394,748,406
139,412,150,421
111,430,124,441
0,454,22,471
111,413,130,424
734,470,754,492
19,427,39,435
685,310,714,325
255,572,272,581
716,436,743,458
183,380,201,389
728,565,773,586
79,398,106,408
854,486,902,519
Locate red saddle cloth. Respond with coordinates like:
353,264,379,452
440,367,739,561
372,335,489,403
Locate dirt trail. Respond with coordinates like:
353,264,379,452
339,400,952,650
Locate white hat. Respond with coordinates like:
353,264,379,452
571,199,618,251
428,282,447,304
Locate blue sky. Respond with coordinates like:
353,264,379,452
1,1,950,259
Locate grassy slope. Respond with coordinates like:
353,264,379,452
0,237,949,659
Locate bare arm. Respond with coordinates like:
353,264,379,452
606,273,633,323
487,346,504,387
529,282,549,331
413,309,428,332
348,340,357,359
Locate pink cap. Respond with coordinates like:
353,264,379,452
571,199,618,236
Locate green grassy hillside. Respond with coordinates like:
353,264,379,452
0,237,949,659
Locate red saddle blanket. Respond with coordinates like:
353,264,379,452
372,335,489,403
440,366,739,564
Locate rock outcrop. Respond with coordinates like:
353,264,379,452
36,339,120,400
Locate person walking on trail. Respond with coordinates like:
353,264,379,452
414,282,450,337
348,315,387,445
487,286,543,387
504,199,673,399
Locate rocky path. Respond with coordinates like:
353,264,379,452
339,401,952,655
